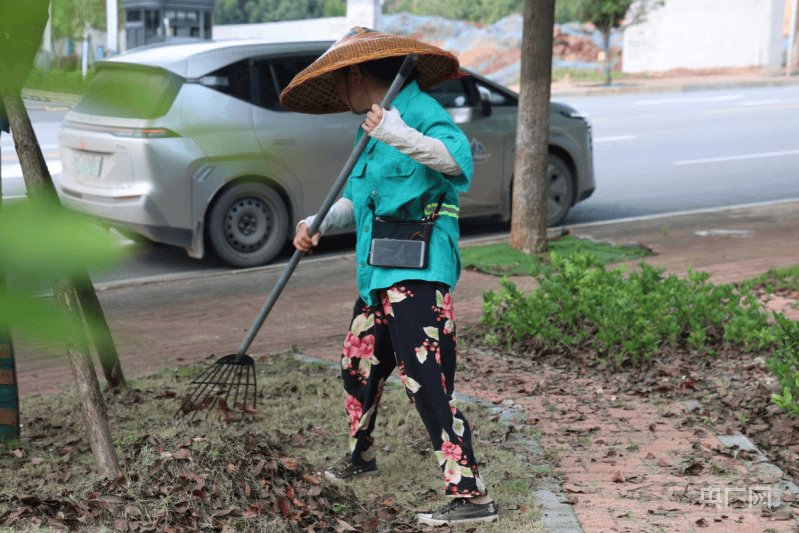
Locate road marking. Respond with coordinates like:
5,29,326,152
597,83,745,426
674,149,799,166
2,152,59,160
706,104,799,114
1,160,62,178
695,229,754,237
634,94,743,106
1,143,60,151
593,135,638,143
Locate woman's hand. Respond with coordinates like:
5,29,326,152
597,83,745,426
293,222,321,252
362,104,384,134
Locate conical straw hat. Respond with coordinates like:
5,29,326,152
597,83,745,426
279,27,462,114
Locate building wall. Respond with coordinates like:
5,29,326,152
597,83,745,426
623,0,786,72
212,16,348,42
212,0,379,42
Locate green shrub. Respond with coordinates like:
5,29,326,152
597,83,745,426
769,313,799,416
481,251,773,365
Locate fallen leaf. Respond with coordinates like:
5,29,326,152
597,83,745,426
612,470,626,483
281,457,300,471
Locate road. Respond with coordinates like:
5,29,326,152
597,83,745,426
561,84,799,223
4,84,799,281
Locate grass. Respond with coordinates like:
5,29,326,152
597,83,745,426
1,350,546,532
741,265,799,293
460,235,651,276
551,68,633,83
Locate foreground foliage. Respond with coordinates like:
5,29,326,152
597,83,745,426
482,252,774,362
480,252,799,417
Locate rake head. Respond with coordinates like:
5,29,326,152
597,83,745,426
174,353,258,429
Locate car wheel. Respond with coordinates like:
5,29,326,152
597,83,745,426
547,154,574,227
207,182,289,268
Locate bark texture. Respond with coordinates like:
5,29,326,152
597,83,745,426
509,0,556,255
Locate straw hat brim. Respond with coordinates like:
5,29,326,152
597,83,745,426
279,28,462,114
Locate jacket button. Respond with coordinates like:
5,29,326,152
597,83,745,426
367,153,374,160
371,190,378,196
360,262,365,267
364,226,370,232
395,166,401,173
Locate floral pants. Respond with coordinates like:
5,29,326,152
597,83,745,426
340,279,486,497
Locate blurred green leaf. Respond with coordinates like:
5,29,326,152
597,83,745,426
0,201,125,276
0,0,50,95
0,288,77,342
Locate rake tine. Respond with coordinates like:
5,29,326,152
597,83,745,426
174,359,230,426
228,364,243,409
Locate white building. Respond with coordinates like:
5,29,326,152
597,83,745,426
212,0,380,42
623,0,786,72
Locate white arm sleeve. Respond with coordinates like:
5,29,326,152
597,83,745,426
368,107,463,176
298,197,355,235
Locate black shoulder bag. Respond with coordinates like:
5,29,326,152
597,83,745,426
367,195,445,269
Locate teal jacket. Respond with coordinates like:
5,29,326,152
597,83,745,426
343,80,474,306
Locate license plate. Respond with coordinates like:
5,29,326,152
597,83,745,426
73,152,102,177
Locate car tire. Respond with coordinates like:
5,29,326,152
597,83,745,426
547,154,574,227
207,182,289,268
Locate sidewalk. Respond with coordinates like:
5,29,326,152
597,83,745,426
549,65,799,98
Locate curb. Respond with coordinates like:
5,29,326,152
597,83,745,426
21,88,81,104
550,75,799,98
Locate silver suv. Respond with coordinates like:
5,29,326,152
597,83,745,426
58,39,594,268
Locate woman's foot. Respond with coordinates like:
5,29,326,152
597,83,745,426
416,497,498,525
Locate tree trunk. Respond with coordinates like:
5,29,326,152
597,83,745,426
602,16,614,86
2,89,121,478
0,132,21,443
509,0,556,255
52,279,121,478
2,90,125,389
789,0,799,76
74,272,127,389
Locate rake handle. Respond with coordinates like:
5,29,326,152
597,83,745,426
236,53,421,357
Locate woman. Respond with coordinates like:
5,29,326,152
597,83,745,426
280,27,498,526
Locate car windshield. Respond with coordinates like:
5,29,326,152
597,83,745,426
72,66,182,119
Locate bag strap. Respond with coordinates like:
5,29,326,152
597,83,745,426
427,193,447,221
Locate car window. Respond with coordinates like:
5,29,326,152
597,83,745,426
254,55,319,111
475,80,515,106
200,59,251,103
73,66,182,119
426,78,476,108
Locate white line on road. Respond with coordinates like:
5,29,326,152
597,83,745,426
0,143,60,151
593,135,639,143
634,94,743,106
1,160,62,178
674,149,799,166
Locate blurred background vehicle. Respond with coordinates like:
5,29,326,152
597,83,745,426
57,39,594,268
